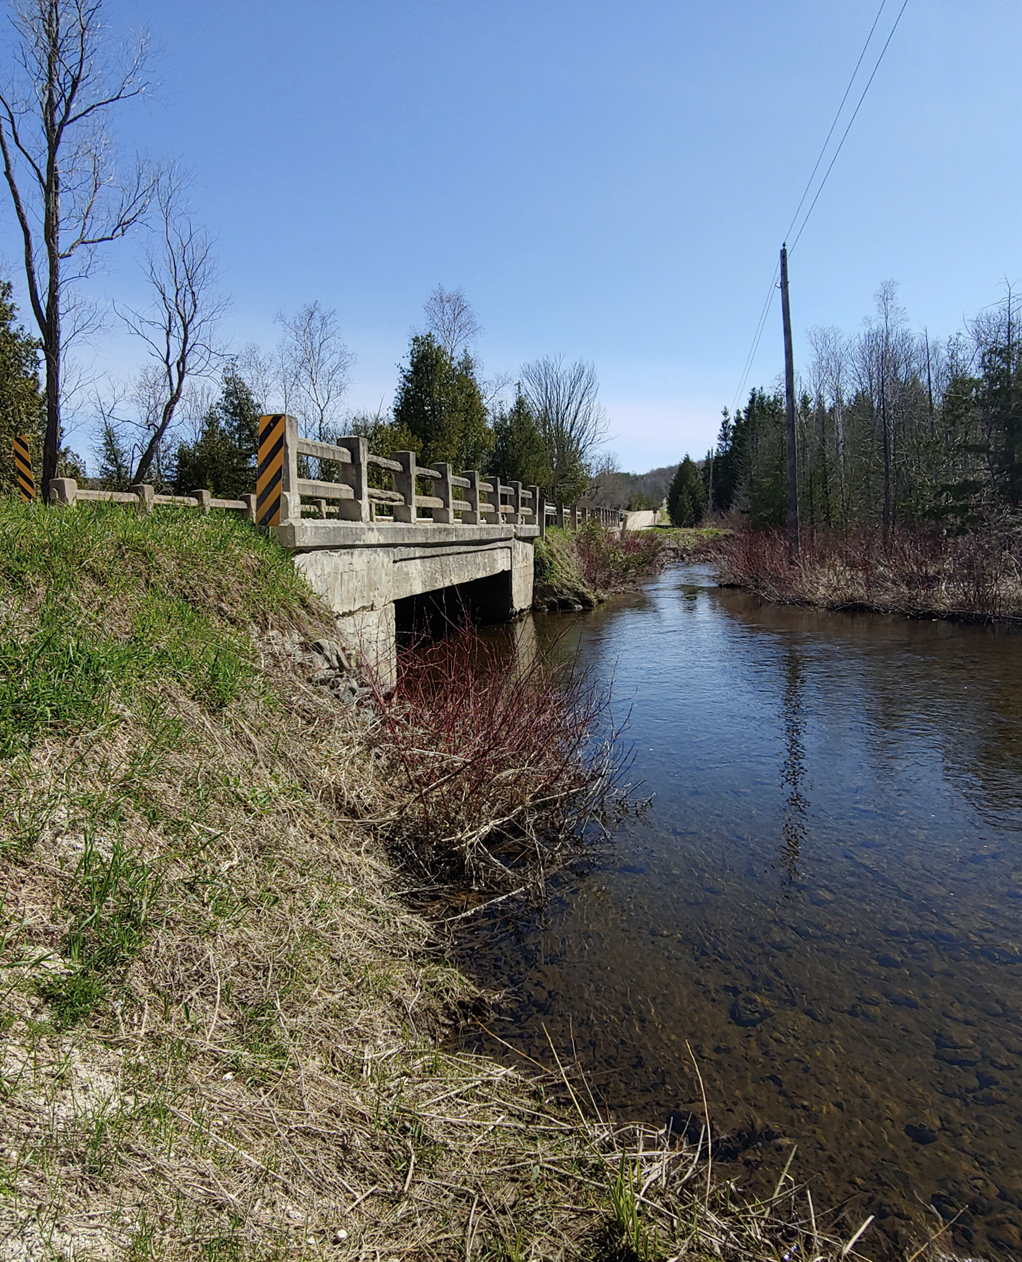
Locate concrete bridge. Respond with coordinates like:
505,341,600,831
258,415,615,683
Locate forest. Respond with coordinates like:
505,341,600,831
682,281,1022,533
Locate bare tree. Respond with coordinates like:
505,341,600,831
235,342,276,414
806,325,852,525
521,355,608,501
118,175,226,484
423,284,481,360
275,301,352,440
0,0,158,488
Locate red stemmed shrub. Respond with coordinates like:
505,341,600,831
574,523,668,592
366,624,618,892
711,522,1022,621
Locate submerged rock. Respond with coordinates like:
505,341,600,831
729,993,772,1027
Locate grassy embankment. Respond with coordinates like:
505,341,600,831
711,524,1022,623
0,501,872,1261
532,523,726,611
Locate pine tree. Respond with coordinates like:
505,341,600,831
174,369,261,498
393,334,491,472
0,279,45,496
97,421,132,490
490,389,551,488
667,455,704,526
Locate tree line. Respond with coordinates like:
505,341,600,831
666,280,1022,532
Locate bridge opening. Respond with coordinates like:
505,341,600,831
394,571,515,649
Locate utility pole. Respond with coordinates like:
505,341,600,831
780,244,799,556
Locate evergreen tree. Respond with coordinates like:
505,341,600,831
734,389,787,526
490,389,552,487
667,455,704,526
392,334,491,472
0,280,45,496
97,421,132,490
976,333,1022,509
174,369,261,498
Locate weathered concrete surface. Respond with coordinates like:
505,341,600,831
276,519,539,551
289,528,536,685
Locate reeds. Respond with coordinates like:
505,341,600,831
712,522,1022,622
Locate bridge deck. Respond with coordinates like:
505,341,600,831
273,519,541,551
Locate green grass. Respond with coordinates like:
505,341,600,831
610,1156,661,1261
0,497,321,759
533,527,599,609
0,499,327,1024
41,833,162,1028
534,523,669,609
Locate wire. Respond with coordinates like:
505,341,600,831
727,0,909,415
783,0,889,246
731,264,780,414
790,0,910,251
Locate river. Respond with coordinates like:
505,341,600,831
454,563,1022,1260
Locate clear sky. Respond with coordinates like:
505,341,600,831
3,0,1021,473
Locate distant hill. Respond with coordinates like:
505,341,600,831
586,462,680,509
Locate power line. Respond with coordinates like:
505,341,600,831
783,0,888,245
790,0,910,251
728,1,909,415
731,264,779,413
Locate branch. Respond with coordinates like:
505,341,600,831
0,113,44,333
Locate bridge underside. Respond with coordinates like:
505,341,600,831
281,522,538,685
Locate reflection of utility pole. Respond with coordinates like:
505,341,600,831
780,649,809,882
780,245,800,557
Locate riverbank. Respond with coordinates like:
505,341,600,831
711,524,1022,623
1,502,875,1260
532,522,719,611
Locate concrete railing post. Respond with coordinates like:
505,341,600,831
243,493,257,523
526,485,540,527
463,471,481,525
556,500,565,529
393,450,416,523
48,478,78,506
191,489,212,513
509,480,523,526
335,435,370,522
130,483,155,514
537,490,547,538
483,476,501,525
275,415,301,526
433,462,454,524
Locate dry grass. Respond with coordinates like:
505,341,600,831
0,500,918,1261
711,523,1022,623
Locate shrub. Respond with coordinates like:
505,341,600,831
711,522,1022,620
367,623,616,892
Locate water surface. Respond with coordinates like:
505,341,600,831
455,565,1022,1259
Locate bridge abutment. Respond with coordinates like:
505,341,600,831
289,527,535,686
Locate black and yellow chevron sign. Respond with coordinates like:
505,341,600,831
256,414,285,527
13,434,35,502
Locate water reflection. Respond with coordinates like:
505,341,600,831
780,649,808,883
459,567,1022,1260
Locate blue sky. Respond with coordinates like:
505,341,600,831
3,0,1021,473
